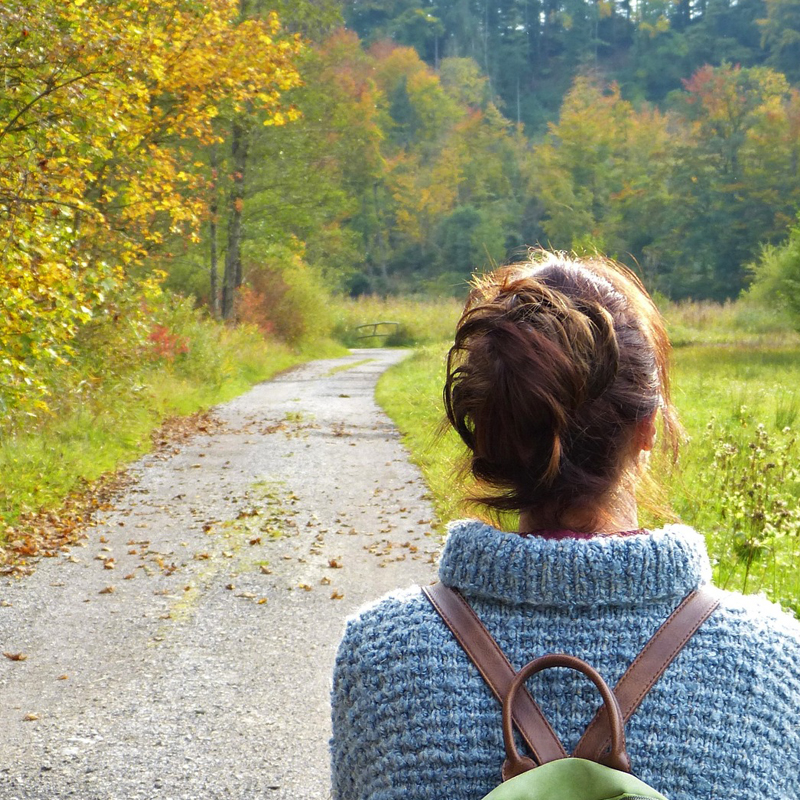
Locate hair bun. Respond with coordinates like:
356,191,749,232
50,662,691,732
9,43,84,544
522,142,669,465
444,253,675,525
499,282,619,408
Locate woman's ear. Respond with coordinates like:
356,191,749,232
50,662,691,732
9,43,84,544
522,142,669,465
635,414,657,453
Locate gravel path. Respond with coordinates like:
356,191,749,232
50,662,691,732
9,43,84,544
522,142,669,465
0,349,439,800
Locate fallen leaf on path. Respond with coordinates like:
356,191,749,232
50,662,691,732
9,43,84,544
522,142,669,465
298,583,312,592
320,577,331,585
328,558,343,569
99,586,115,594
259,565,272,574
3,652,27,661
331,591,344,600
236,592,256,599
257,598,267,605
23,713,39,722
58,674,69,680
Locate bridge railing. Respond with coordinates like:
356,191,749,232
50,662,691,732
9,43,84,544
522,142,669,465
354,321,400,341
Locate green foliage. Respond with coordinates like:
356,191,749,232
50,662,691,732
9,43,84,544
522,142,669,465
747,217,800,326
699,421,800,611
151,16,800,306
0,0,302,408
529,66,800,300
759,0,800,83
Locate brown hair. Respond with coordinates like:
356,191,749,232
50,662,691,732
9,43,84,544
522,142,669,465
443,251,679,528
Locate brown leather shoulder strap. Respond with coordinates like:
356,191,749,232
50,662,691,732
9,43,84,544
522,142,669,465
574,585,720,761
422,582,567,764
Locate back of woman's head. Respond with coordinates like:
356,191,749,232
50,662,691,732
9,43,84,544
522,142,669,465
444,251,678,528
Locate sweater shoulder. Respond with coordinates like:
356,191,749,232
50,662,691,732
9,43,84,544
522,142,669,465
343,585,430,632
713,588,800,642
334,585,436,664
694,589,800,691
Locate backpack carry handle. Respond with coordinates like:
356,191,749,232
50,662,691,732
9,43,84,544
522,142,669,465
501,654,632,781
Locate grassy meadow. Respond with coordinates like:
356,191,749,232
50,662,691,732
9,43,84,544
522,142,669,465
372,298,800,616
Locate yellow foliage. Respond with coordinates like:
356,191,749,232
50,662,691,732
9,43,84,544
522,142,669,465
0,0,302,409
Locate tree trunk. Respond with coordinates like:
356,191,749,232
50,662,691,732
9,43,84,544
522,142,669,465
372,182,389,290
209,145,220,319
222,118,249,320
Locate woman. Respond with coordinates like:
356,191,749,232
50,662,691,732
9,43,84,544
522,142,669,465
330,252,800,800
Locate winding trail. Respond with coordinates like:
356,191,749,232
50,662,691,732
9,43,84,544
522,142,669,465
0,349,438,800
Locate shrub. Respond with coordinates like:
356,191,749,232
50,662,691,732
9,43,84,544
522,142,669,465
237,246,333,346
700,420,800,613
747,218,800,328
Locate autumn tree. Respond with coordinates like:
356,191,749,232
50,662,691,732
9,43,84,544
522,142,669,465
0,0,301,406
663,64,800,297
242,29,384,289
533,77,674,264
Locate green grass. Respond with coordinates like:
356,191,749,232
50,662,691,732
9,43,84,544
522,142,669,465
376,318,800,615
375,345,467,525
666,345,800,613
659,298,800,348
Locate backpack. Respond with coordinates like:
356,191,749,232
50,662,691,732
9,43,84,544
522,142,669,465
422,583,719,800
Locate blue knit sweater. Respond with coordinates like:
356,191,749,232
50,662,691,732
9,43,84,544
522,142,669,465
330,521,800,800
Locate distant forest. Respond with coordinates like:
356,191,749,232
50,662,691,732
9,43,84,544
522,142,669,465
345,0,796,130
323,0,799,299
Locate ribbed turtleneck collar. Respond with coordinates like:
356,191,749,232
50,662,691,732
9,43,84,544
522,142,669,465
438,521,712,608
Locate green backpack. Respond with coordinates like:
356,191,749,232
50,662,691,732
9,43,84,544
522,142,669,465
422,583,719,800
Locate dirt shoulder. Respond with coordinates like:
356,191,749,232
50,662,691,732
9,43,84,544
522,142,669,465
0,349,439,800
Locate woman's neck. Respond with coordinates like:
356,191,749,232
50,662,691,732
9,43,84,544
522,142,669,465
518,485,639,535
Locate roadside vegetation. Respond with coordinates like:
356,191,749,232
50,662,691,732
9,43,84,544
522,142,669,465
0,293,344,551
